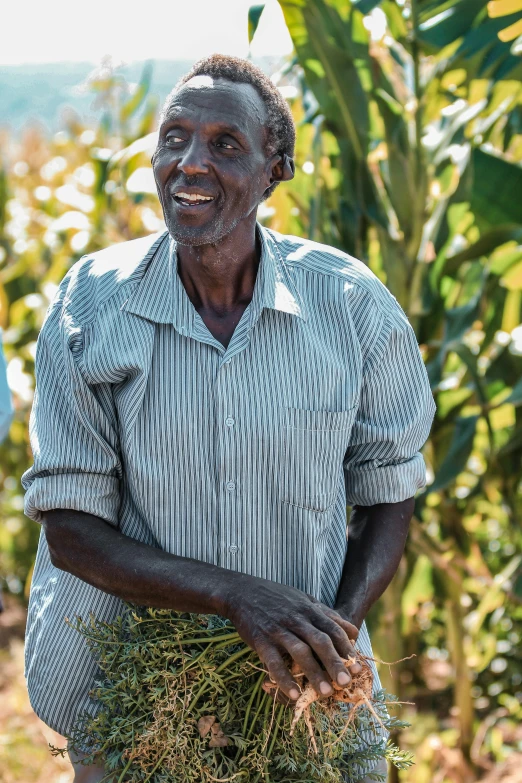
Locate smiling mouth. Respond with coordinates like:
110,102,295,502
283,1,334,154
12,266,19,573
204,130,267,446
173,191,216,207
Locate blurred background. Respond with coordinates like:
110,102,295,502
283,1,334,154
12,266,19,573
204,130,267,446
0,1,521,781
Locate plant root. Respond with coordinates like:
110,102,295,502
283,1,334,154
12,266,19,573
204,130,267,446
286,650,382,751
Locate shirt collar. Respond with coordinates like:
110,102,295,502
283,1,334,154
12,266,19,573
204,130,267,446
255,223,306,321
123,223,306,328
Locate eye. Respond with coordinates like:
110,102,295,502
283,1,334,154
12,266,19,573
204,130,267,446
215,136,240,151
165,132,184,145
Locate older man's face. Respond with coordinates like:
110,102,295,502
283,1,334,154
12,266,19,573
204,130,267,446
153,77,273,246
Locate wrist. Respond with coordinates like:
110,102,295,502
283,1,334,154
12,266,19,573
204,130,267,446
209,569,251,618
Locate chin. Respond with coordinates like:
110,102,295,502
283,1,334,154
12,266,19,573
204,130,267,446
166,215,233,247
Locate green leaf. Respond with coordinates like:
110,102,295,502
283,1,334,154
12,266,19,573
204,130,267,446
471,148,522,228
402,555,434,630
489,243,522,275
248,4,266,44
120,61,153,123
429,415,479,493
417,0,488,51
444,226,522,268
281,0,371,159
501,259,522,289
437,387,474,419
502,288,522,331
352,0,381,13
498,423,522,456
373,88,414,236
451,12,522,78
445,291,483,345
503,376,522,406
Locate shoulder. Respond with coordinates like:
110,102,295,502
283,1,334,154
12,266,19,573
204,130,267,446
48,232,167,327
265,228,401,319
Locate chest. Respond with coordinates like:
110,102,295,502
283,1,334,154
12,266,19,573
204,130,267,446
126,312,361,446
112,311,363,517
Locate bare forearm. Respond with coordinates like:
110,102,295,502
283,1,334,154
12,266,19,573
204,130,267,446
43,509,237,615
334,498,414,628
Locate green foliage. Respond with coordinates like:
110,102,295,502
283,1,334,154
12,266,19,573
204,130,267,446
0,62,161,599
57,606,412,783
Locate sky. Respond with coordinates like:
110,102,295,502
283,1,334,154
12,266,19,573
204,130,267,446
2,0,293,65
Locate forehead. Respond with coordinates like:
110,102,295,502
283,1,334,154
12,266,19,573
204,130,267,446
161,77,268,140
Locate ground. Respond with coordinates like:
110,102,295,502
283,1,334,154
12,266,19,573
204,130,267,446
0,595,73,783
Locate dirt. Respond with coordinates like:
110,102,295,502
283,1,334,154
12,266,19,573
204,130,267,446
0,595,73,783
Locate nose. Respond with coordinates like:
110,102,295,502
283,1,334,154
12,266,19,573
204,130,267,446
177,137,210,176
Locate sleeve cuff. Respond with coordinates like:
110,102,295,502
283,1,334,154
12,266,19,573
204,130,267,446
23,473,120,527
344,453,426,506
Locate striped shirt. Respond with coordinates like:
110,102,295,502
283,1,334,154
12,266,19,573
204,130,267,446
22,225,435,761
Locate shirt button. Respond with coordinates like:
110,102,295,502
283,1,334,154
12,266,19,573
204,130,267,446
226,481,236,491
229,545,238,554
225,416,235,427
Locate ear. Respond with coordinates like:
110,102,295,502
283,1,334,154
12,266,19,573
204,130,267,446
270,153,295,184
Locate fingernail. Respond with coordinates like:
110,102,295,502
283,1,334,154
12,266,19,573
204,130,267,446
337,671,350,685
320,681,333,695
351,663,362,673
289,688,300,700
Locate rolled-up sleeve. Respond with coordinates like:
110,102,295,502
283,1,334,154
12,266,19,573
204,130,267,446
344,303,436,506
22,295,122,526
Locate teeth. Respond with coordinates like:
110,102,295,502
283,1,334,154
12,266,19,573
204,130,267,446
175,192,213,202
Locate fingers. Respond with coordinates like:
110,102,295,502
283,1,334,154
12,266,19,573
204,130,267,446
280,632,337,696
305,595,360,641
306,599,362,675
327,610,360,643
313,610,362,676
262,678,292,706
292,624,356,688
256,642,301,701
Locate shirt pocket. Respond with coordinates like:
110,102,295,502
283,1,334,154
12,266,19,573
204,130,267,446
281,406,357,513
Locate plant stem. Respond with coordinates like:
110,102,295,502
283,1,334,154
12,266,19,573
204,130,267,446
246,693,271,741
242,673,266,737
117,756,133,783
266,705,285,759
143,747,170,782
216,646,252,673
76,630,242,647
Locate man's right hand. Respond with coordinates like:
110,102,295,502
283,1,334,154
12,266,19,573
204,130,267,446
222,575,362,702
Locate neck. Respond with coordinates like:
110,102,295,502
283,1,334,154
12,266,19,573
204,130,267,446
175,216,260,314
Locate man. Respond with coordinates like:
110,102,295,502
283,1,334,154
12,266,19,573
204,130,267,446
22,54,435,782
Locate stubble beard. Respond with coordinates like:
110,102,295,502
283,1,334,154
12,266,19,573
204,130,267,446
164,202,254,248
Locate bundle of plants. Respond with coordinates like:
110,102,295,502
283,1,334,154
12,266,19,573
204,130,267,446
55,605,414,783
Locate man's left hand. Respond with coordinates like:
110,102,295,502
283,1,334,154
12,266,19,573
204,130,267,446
262,595,360,705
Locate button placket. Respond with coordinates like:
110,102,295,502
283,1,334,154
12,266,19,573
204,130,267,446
214,357,241,564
